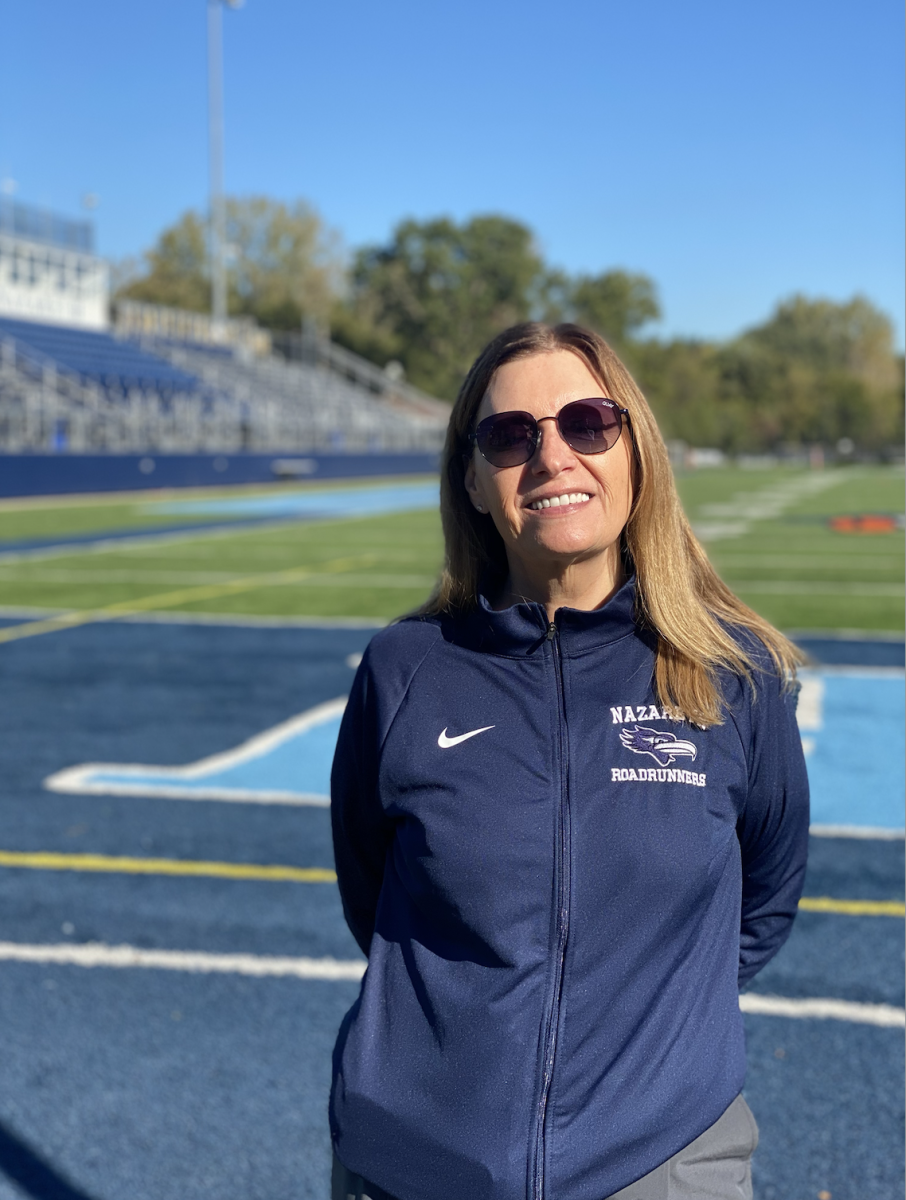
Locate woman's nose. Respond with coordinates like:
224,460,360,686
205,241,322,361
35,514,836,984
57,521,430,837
530,417,576,475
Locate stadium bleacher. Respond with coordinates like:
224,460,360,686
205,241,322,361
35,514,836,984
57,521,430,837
0,317,199,393
0,310,447,457
0,202,447,465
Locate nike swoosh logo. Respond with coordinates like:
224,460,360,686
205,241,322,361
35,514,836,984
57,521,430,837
437,725,495,749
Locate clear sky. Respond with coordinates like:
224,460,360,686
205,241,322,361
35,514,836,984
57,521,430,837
2,0,902,346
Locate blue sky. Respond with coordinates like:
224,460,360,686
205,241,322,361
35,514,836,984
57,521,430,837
2,0,902,345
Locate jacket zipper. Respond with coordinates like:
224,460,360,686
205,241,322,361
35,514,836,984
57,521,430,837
531,620,571,1200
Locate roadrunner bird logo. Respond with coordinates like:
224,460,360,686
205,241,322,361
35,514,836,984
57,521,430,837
619,725,698,767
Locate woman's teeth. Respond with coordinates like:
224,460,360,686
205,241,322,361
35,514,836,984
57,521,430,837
528,492,591,511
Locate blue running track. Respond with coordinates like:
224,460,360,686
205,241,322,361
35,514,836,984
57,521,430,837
0,616,901,1200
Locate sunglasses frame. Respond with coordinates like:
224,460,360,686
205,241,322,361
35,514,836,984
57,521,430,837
469,398,630,468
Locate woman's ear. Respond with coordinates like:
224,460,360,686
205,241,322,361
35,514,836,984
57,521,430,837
463,455,486,513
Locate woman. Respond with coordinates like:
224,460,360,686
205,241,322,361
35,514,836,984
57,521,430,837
329,322,809,1200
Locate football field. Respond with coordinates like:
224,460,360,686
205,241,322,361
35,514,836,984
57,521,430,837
0,465,902,630
0,465,902,1200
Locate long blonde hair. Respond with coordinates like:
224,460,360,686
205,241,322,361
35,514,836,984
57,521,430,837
420,321,804,726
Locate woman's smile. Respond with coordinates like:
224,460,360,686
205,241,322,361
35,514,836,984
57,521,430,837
525,490,592,512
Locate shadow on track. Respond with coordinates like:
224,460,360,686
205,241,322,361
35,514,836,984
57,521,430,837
0,1120,99,1200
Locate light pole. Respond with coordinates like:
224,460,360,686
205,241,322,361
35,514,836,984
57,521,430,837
207,0,242,335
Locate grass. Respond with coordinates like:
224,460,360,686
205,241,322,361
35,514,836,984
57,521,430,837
0,475,435,544
679,467,903,632
0,510,444,622
0,466,902,633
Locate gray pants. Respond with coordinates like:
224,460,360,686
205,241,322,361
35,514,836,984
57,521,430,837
331,1093,758,1200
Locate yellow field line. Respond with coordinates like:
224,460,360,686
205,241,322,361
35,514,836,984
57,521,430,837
798,896,905,917
0,552,378,645
0,851,902,914
0,850,336,883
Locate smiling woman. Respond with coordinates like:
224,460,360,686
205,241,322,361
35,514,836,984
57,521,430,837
463,351,635,616
328,322,811,1200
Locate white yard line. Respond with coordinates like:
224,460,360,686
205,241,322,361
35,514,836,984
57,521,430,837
0,605,387,628
727,581,904,596
691,472,846,542
0,568,437,588
6,570,896,594
0,940,902,1027
0,503,430,565
711,555,903,570
785,628,904,641
0,520,300,564
0,568,246,584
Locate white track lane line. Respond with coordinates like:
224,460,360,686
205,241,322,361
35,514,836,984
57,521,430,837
0,941,366,980
739,993,905,1028
0,941,903,1026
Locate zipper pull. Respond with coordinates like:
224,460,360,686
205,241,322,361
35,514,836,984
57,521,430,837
546,621,557,642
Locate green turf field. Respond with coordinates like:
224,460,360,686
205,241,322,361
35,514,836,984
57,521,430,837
0,475,426,543
0,466,902,633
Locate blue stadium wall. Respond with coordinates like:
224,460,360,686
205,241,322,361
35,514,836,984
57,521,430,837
0,452,440,497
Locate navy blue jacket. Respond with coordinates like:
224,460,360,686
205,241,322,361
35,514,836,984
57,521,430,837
329,578,809,1200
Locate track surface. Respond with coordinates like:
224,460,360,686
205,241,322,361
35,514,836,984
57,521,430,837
0,615,902,1200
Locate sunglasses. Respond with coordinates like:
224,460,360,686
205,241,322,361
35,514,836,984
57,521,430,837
470,398,629,468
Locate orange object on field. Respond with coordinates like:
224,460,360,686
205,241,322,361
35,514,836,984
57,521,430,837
829,514,899,533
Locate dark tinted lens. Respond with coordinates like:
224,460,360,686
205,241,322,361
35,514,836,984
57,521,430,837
558,400,621,454
475,412,537,466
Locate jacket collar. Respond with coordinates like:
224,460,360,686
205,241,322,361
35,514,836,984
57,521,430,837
442,573,646,658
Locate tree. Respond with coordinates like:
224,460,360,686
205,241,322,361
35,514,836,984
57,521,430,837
633,294,903,454
333,215,547,399
117,210,209,313
116,197,342,329
332,216,662,399
717,295,903,451
739,294,900,389
227,196,342,329
568,271,660,345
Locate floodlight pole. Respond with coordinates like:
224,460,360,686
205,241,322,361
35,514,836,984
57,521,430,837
207,0,235,334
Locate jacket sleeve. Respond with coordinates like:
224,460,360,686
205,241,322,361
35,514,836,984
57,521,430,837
330,654,395,956
736,666,811,989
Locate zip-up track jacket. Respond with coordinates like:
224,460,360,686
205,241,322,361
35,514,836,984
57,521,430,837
329,578,809,1200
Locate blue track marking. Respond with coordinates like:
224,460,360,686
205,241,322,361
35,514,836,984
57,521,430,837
150,479,439,520
802,671,905,831
42,662,905,834
795,636,905,669
44,699,344,805
0,478,440,557
0,516,308,557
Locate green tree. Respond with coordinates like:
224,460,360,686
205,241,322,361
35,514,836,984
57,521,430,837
568,270,660,345
739,294,900,388
631,294,903,455
333,215,662,399
227,196,341,329
116,197,342,329
117,210,209,312
716,295,903,451
333,215,547,399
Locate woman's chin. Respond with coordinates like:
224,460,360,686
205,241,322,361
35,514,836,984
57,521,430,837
523,529,618,565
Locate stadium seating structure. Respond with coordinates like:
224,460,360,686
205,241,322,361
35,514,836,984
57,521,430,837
0,318,199,393
0,314,447,455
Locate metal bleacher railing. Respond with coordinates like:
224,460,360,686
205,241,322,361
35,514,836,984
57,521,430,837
0,302,448,455
0,197,94,254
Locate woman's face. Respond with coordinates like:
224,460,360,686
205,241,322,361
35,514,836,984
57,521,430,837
464,349,635,585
